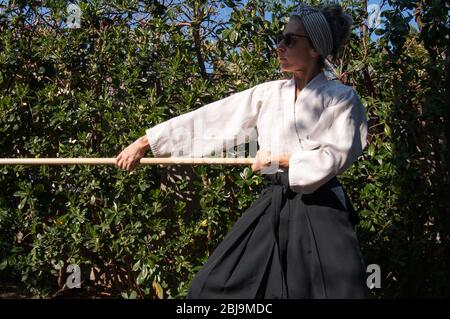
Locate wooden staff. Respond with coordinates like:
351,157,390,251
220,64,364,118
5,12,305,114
0,157,255,165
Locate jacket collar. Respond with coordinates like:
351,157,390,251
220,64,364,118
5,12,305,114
290,72,328,104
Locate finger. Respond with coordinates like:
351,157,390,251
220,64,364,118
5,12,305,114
123,157,131,169
117,158,125,170
119,159,127,170
127,161,136,172
119,154,128,167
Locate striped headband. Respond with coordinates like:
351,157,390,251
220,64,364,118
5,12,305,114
291,3,333,58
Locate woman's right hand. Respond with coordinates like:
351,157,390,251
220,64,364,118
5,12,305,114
115,135,149,171
251,150,273,173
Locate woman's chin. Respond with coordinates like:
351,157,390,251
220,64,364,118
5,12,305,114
278,63,290,72
279,66,293,73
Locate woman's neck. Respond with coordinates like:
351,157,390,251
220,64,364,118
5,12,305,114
293,66,321,100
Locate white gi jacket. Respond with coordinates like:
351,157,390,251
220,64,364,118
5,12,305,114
146,72,368,194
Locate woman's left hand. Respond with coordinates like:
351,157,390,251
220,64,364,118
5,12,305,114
251,150,291,173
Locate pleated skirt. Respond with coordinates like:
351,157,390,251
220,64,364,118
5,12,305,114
187,171,368,299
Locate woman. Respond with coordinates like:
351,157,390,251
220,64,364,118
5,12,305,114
115,3,369,299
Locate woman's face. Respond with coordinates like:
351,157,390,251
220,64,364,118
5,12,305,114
277,18,319,73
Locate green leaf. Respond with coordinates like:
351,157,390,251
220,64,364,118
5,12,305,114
367,144,375,157
230,30,238,42
0,259,7,270
18,198,27,210
136,266,148,285
132,260,141,272
384,124,392,137
129,291,137,299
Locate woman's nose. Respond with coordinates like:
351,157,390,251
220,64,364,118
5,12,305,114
277,44,286,53
277,38,286,50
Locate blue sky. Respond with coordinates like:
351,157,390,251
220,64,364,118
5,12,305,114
1,0,413,34
215,0,416,34
203,0,414,73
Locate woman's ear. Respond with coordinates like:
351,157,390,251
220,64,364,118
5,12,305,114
309,46,320,59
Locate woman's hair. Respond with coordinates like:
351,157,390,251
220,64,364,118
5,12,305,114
321,4,353,59
290,3,353,68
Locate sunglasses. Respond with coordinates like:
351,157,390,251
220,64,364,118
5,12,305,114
277,33,310,48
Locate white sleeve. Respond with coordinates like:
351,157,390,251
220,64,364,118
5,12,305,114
288,87,368,194
146,84,265,158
